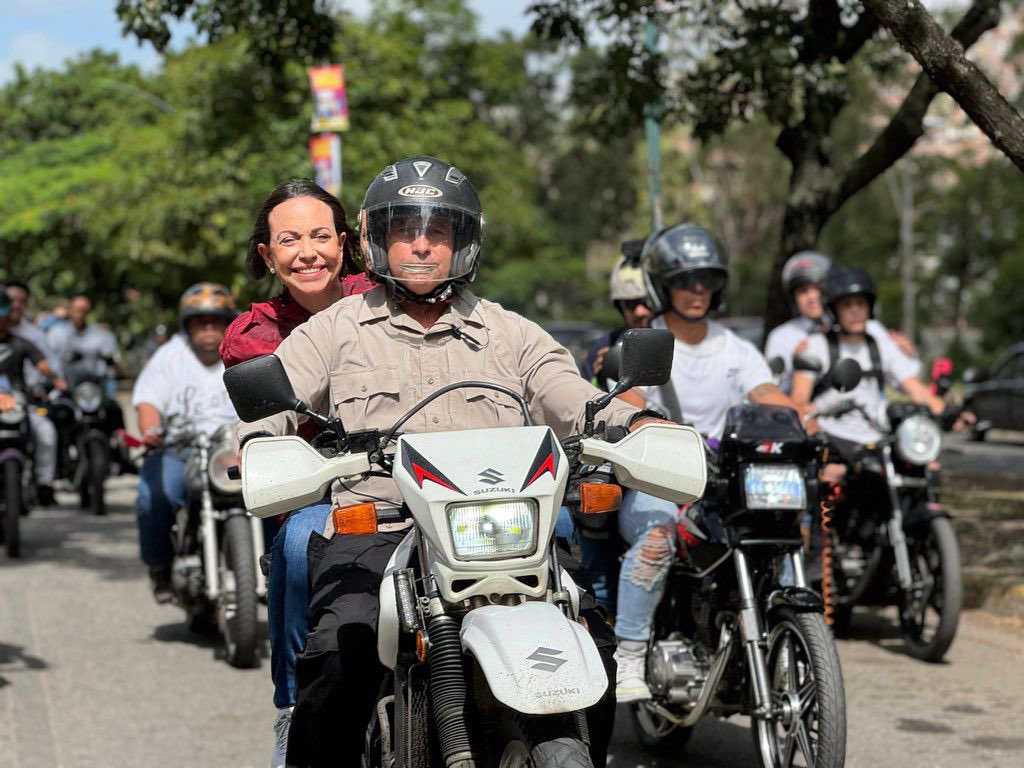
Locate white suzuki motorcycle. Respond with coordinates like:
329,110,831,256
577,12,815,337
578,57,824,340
225,329,708,768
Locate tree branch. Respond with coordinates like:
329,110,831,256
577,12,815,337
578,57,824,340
834,0,1003,211
861,0,1024,172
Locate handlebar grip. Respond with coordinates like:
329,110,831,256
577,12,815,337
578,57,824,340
227,466,241,480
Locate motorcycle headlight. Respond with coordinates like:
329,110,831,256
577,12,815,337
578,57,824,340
73,381,103,413
894,414,942,465
447,499,538,561
208,443,242,494
744,464,806,510
0,391,27,425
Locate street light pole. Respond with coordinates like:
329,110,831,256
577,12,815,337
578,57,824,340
644,16,663,232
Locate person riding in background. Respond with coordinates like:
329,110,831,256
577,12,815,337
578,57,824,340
790,265,949,463
609,223,814,703
0,290,68,433
46,295,123,394
765,250,919,394
580,240,654,390
218,178,374,768
133,284,239,603
5,281,66,506
238,156,663,768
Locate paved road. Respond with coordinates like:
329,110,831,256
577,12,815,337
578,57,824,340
941,430,1024,476
3,478,1024,768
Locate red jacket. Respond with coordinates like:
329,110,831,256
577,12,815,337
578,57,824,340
220,272,376,439
220,273,375,368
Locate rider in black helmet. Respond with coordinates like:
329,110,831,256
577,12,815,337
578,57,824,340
642,224,729,321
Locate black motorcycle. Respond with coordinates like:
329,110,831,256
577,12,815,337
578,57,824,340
627,403,847,768
812,390,962,663
45,373,122,516
0,390,33,557
162,421,265,668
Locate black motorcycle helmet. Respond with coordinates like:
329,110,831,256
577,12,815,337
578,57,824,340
361,156,483,303
641,223,729,317
823,265,876,320
178,282,237,330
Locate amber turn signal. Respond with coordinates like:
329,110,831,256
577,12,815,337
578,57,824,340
579,483,622,515
332,503,378,535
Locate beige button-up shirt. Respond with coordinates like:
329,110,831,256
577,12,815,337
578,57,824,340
239,286,639,511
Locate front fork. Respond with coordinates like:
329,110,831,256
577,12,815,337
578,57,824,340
734,548,774,719
881,446,914,591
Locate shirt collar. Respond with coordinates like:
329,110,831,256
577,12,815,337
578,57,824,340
357,286,486,333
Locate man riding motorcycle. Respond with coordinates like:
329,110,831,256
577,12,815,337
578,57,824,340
609,223,813,702
238,156,666,768
5,281,66,506
790,265,947,467
0,290,67,430
132,283,239,601
765,250,919,394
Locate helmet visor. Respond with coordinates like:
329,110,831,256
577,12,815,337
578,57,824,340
366,203,480,284
668,269,727,294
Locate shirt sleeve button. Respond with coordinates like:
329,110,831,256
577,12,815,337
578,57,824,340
361,385,368,392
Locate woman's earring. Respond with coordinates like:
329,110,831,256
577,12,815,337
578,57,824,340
269,267,276,274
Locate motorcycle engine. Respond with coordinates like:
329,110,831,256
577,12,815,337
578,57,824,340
648,638,708,704
172,555,203,598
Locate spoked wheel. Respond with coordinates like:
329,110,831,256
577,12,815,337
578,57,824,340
899,517,961,663
754,608,846,768
218,514,258,668
630,701,693,754
2,459,23,557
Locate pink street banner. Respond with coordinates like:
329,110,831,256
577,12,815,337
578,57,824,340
308,64,350,132
309,133,342,197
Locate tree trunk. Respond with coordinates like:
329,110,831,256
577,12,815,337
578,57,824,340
863,0,1024,172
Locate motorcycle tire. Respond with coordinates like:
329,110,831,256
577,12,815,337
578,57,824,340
218,514,259,669
84,440,108,516
754,608,846,768
899,516,962,663
494,712,593,768
3,459,22,557
629,701,693,754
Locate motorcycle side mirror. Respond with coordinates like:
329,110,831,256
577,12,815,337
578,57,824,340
831,358,863,393
615,328,674,389
224,354,305,422
961,366,986,385
588,329,674,432
793,354,823,373
768,356,786,376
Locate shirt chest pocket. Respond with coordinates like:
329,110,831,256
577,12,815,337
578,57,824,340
460,377,527,430
330,367,401,428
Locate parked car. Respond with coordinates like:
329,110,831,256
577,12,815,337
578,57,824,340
542,321,607,373
962,343,1024,440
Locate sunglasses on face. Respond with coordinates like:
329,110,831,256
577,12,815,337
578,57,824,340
669,269,726,293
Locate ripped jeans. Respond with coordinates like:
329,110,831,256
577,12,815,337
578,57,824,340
615,489,680,642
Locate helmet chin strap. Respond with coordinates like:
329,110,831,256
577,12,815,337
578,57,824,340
669,306,710,324
385,277,457,305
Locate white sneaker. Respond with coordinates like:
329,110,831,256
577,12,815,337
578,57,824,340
271,707,293,768
614,642,652,702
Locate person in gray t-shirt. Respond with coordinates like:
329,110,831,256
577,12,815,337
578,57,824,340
46,294,122,391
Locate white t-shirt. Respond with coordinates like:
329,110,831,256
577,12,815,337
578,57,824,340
640,317,773,440
765,316,920,393
132,334,237,439
800,330,920,445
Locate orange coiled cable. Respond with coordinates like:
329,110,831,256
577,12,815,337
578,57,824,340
820,484,841,626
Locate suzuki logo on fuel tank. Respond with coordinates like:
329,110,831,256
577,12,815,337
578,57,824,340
527,647,566,673
755,441,784,455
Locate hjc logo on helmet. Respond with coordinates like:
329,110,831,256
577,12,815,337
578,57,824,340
681,240,711,261
398,185,443,198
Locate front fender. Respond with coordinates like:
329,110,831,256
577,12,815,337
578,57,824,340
460,601,607,715
766,586,823,618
